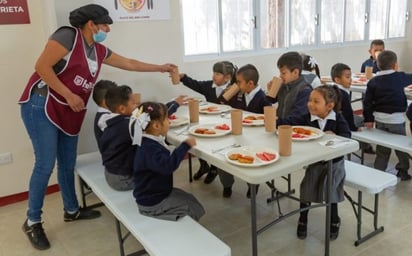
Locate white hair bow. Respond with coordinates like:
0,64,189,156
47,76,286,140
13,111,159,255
308,56,317,69
129,107,151,146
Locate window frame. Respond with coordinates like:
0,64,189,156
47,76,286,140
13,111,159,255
180,0,409,61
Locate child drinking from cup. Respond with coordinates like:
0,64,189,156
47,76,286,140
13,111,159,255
361,39,385,74
131,102,205,221
178,61,239,184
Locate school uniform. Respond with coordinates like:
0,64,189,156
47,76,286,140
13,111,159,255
278,111,351,203
407,103,412,132
94,107,112,153
133,135,205,221
361,56,379,73
99,114,135,191
180,75,238,106
235,86,272,114
363,70,412,174
302,70,322,88
268,76,312,119
335,84,358,131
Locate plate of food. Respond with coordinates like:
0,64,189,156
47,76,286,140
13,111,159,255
242,115,265,126
199,104,231,114
291,126,324,141
405,84,412,91
353,73,366,78
183,97,204,105
189,123,231,137
225,146,279,167
169,114,189,128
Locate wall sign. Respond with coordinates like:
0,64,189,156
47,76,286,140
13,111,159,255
0,0,30,25
95,0,170,21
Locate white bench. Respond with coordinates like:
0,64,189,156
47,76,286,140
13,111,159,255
76,152,231,256
344,160,398,246
351,128,412,164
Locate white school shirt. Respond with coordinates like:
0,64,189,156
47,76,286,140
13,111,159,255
245,85,261,106
310,111,336,131
212,81,230,98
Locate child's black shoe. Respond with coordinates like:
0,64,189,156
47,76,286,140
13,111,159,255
330,218,341,240
297,221,307,239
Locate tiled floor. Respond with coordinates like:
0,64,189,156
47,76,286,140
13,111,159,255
1,150,412,256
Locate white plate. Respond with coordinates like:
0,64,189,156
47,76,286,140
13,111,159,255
188,124,231,137
169,115,189,128
242,115,265,126
199,104,231,114
291,126,324,141
225,146,279,167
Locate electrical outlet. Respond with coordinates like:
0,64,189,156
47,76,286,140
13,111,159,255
0,152,13,165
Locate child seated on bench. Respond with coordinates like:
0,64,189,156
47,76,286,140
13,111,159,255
131,102,205,221
278,85,351,241
363,50,412,180
98,86,184,191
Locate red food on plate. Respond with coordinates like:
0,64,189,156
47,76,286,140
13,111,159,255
256,152,276,161
169,114,177,120
242,120,253,124
201,106,219,112
292,133,307,138
215,124,230,130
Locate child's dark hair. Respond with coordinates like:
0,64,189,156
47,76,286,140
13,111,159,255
301,54,320,78
370,39,385,49
277,51,302,74
213,61,238,85
313,85,342,113
105,85,132,113
139,101,168,131
330,63,351,82
236,64,259,86
92,80,117,106
377,50,397,71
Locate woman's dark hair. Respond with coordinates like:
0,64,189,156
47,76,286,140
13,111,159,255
301,54,320,78
213,61,238,85
236,64,259,85
92,80,118,106
330,63,351,83
277,51,302,74
313,85,342,113
138,101,168,131
105,85,132,112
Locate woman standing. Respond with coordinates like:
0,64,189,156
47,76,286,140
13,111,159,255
19,4,175,250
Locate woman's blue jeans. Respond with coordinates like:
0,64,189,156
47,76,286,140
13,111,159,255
21,93,80,222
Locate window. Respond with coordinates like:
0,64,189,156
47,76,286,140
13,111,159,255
181,0,409,56
289,0,317,46
260,0,286,49
344,0,366,42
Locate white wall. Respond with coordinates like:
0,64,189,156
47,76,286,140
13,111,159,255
1,1,411,197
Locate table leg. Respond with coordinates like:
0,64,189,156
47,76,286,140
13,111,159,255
250,184,258,256
324,161,332,256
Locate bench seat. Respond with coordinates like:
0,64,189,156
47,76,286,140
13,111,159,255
344,160,397,246
76,152,231,256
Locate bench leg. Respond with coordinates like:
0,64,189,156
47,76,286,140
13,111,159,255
78,176,104,210
345,191,385,246
115,218,147,256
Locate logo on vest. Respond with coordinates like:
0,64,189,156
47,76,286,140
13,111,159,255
73,75,93,91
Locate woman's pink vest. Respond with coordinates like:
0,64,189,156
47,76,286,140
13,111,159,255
19,27,107,135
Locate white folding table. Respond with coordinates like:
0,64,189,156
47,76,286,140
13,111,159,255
167,104,359,256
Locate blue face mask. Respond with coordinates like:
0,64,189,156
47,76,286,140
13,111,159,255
93,29,107,43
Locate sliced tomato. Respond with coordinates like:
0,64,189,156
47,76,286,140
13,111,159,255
263,152,276,161
256,153,268,161
215,124,230,130
242,120,252,123
169,114,177,120
292,133,306,138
